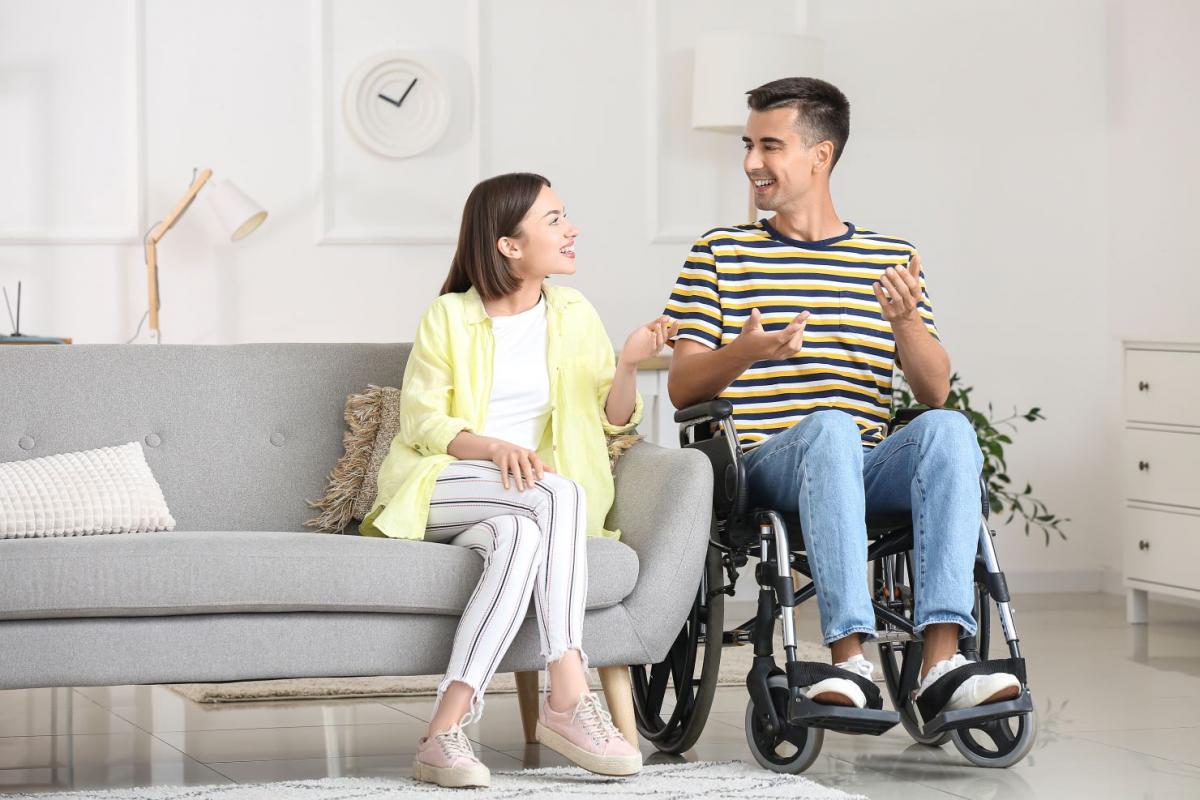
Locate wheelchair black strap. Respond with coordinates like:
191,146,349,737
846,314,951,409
787,660,884,710
914,657,1027,723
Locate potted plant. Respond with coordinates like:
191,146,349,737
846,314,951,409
893,374,1068,545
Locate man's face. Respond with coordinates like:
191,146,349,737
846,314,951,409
742,107,829,212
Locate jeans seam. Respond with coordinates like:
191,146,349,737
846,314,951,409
824,625,877,647
745,427,812,482
863,438,919,479
914,444,929,628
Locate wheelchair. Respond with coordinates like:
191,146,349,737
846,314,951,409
629,401,1036,773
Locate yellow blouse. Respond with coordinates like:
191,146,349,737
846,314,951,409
360,284,643,540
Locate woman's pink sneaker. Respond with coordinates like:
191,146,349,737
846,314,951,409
535,692,642,776
412,717,490,788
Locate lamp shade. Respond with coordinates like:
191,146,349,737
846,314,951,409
206,179,268,241
691,30,824,133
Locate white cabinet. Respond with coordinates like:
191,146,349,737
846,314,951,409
1123,342,1200,622
634,358,679,449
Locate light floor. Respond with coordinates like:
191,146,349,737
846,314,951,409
3,593,1200,799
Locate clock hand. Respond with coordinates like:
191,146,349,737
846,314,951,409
377,93,402,106
397,77,418,106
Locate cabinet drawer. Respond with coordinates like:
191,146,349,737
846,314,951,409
1125,349,1200,426
1125,505,1200,589
1124,428,1200,509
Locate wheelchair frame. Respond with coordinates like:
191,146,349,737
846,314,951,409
629,401,1037,772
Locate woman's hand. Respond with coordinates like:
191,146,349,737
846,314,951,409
617,315,677,370
486,438,552,492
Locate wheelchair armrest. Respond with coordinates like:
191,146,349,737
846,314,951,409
673,399,733,425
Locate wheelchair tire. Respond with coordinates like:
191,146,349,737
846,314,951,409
744,673,824,773
630,543,725,754
878,562,993,748
878,641,952,747
950,709,1037,768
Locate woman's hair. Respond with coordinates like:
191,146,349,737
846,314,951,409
440,172,551,300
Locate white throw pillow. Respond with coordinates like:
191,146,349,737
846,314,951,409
0,442,176,538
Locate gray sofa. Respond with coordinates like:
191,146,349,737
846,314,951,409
0,344,711,702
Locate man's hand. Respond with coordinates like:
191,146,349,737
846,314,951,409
730,307,811,362
873,252,925,325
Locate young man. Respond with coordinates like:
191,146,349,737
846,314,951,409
662,77,1020,714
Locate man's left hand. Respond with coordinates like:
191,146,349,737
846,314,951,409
873,252,925,325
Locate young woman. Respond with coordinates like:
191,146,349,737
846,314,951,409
360,172,674,789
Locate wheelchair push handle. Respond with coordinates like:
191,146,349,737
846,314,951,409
674,399,734,425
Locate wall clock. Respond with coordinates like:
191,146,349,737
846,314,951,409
342,52,451,159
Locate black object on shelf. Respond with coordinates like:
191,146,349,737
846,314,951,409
2,282,68,344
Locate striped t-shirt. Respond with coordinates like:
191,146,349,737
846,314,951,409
663,220,938,449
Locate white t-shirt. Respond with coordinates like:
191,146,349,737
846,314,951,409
481,297,551,451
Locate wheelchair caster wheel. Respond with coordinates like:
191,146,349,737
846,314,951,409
950,709,1037,768
745,674,824,773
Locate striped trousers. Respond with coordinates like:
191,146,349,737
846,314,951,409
426,460,589,723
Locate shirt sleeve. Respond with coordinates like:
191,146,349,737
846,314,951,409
663,236,723,350
912,252,940,341
398,300,474,456
584,301,644,435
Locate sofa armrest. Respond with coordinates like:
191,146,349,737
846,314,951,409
606,441,712,664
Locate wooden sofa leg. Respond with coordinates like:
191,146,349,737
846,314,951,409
514,671,540,744
598,665,639,748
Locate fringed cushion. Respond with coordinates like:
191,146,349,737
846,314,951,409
306,385,400,533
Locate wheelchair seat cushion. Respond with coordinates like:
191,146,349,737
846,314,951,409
913,656,1027,723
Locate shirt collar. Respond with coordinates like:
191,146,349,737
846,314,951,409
464,283,575,324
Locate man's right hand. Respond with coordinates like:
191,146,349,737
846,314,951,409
730,307,811,362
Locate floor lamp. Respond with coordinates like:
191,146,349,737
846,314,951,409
691,30,823,223
142,169,267,342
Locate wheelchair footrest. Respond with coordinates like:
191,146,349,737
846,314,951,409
787,690,899,736
916,689,1034,737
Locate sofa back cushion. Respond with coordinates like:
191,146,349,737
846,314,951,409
0,343,409,532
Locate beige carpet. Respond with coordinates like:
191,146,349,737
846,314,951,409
168,638,883,704
4,760,869,799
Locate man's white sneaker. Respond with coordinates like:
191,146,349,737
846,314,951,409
915,653,1021,712
803,654,875,708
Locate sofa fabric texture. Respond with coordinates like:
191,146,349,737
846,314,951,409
0,343,712,690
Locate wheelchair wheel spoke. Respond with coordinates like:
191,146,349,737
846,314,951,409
780,724,809,751
979,718,1017,753
646,661,671,719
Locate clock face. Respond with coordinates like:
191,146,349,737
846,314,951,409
343,53,451,159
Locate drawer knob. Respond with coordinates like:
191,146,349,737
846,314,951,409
1137,380,1150,391
1138,460,1150,472
1138,539,1151,551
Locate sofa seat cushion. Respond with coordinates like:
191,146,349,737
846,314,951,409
0,531,639,621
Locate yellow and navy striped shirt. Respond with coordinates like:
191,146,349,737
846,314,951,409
663,220,938,449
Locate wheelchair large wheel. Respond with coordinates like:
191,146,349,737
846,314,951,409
630,543,725,754
744,673,824,773
877,555,993,747
879,640,952,747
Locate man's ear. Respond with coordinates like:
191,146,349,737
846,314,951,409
812,140,835,174
497,236,520,260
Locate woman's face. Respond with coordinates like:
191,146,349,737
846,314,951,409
499,186,579,281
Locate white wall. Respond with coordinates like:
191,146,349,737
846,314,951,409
3,0,1197,588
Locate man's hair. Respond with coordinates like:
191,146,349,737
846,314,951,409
746,77,851,169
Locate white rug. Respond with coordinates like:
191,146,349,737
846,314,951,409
166,638,876,704
5,761,867,799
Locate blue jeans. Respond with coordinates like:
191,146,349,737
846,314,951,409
743,409,983,646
